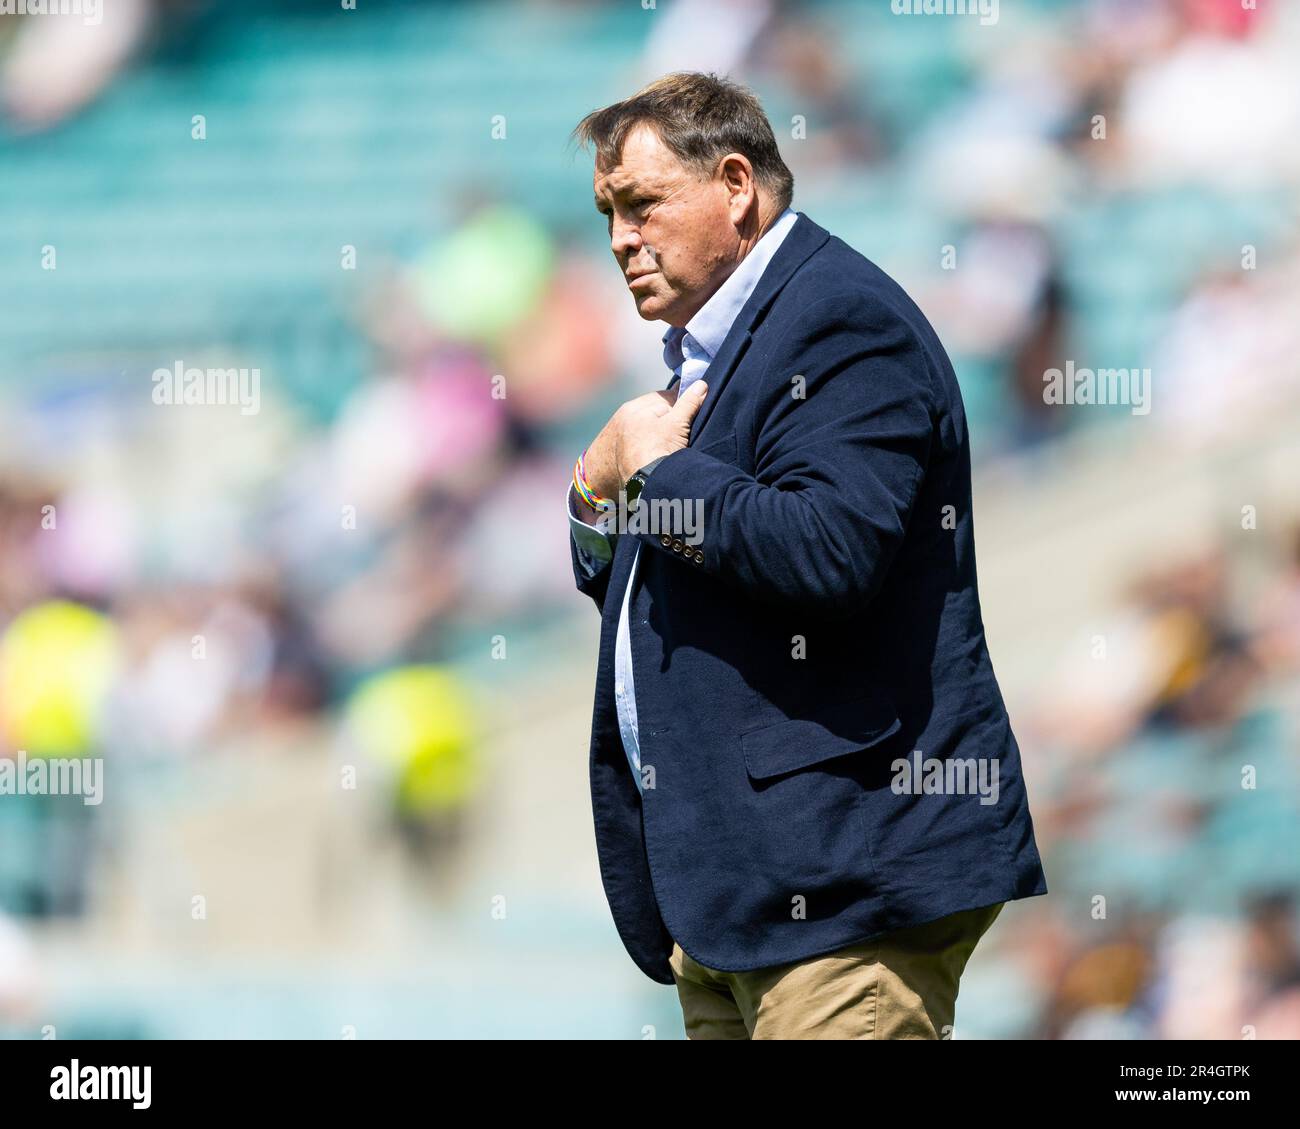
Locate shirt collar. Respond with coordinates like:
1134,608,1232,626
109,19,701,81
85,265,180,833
662,207,799,373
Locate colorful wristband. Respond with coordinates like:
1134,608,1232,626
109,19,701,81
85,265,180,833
573,450,613,511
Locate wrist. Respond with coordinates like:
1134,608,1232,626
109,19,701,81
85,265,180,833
573,448,614,513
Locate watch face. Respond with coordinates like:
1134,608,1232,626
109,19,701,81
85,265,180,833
624,472,647,512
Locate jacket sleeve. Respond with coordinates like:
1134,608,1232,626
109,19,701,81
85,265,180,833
632,292,938,619
567,482,617,612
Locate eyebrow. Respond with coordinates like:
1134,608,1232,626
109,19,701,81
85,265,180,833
594,180,646,211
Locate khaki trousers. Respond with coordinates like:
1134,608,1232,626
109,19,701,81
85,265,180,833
669,902,1004,1039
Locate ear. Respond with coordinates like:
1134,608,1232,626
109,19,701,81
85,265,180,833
718,153,757,225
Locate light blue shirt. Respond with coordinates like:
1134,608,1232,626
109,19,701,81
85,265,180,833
568,207,799,795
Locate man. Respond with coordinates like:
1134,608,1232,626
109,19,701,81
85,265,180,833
566,72,1047,1039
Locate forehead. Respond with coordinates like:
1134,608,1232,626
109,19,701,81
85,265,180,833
593,124,687,195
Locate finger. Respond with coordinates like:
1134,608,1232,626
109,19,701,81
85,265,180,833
669,380,708,419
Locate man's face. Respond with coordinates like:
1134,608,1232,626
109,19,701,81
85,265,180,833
593,124,740,327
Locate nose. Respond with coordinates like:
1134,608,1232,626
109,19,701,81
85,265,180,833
610,214,643,261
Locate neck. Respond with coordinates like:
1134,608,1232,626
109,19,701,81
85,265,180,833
737,199,780,260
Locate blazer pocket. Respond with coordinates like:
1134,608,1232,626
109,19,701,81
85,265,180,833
693,431,737,466
741,689,901,780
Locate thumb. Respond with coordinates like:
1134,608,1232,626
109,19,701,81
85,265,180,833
671,379,708,420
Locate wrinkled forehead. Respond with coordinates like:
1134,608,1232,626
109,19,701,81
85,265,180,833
592,123,691,194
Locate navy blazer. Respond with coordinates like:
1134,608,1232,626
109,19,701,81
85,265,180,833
572,211,1048,985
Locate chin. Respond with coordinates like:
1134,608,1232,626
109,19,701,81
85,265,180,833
634,293,677,323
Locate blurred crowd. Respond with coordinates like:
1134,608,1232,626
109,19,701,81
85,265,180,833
0,0,1298,1038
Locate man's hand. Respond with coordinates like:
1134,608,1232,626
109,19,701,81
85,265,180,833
583,380,709,501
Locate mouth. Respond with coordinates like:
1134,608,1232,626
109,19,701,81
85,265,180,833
627,272,656,289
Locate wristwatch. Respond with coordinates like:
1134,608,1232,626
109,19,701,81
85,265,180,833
624,455,666,506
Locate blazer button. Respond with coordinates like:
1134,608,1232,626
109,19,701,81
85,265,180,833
660,534,672,548
693,550,704,563
671,539,684,553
